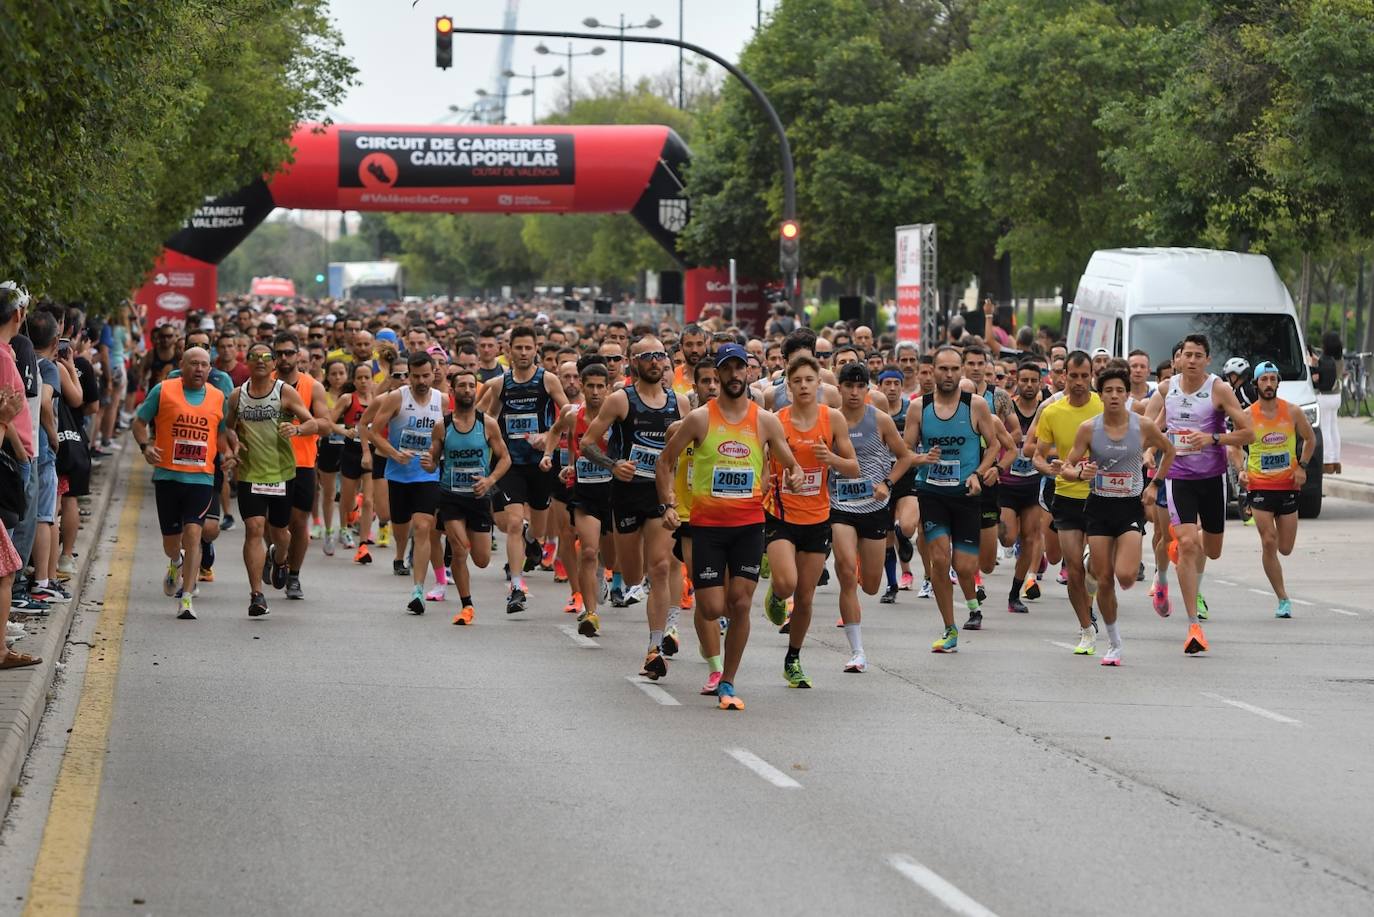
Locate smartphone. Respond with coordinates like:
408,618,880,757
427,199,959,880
57,339,71,359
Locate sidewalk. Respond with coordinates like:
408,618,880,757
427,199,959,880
1324,415,1374,505
1,441,129,813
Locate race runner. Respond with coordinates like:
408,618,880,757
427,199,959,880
999,360,1045,614
272,332,330,600
553,360,615,638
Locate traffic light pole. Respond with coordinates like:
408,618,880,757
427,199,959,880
446,25,799,308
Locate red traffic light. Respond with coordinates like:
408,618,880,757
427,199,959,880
780,219,800,241
436,16,454,33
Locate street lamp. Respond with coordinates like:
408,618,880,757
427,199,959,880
580,13,662,96
503,65,566,123
475,87,533,125
535,42,606,108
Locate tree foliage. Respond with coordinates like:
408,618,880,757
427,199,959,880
0,0,354,307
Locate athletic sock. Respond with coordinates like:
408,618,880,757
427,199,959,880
844,623,863,654
785,646,800,664
707,654,723,673
1105,621,1122,648
289,568,300,576
1010,576,1025,600
884,547,897,588
967,598,980,613
649,629,664,651
461,594,473,608
611,571,625,591
512,575,526,591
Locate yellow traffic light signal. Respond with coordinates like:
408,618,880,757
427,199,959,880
436,16,454,69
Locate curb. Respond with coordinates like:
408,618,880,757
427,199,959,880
1324,476,1374,505
1,442,130,817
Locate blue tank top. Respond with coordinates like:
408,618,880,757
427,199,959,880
610,385,679,482
916,392,980,496
772,375,790,411
829,404,892,513
890,396,909,434
440,414,490,495
498,367,553,465
386,387,443,484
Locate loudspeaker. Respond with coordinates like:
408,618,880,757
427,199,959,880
594,297,613,314
659,270,683,305
838,295,861,324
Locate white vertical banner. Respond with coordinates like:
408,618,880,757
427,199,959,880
895,224,924,344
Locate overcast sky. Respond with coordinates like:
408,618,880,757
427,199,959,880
324,0,775,125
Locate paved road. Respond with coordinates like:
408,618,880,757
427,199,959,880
3,458,1373,915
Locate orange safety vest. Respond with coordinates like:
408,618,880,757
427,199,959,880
274,372,319,469
154,377,223,477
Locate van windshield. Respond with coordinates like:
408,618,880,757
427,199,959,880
1129,313,1306,381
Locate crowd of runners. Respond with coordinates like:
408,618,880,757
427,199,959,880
48,295,1320,709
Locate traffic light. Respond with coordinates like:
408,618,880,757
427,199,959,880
314,273,325,284
435,16,454,69
779,219,800,275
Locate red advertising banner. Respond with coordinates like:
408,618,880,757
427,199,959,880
684,267,766,333
895,224,924,344
133,250,218,333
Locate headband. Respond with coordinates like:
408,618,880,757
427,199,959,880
877,369,905,383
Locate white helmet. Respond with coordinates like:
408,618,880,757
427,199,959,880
1222,356,1249,377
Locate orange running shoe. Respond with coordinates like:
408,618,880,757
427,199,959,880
681,576,694,610
1184,622,1208,655
199,566,215,583
354,544,372,565
452,605,474,626
554,558,569,583
563,592,583,614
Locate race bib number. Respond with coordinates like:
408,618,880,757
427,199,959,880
627,442,662,478
832,476,874,505
171,439,208,468
398,427,431,452
1260,451,1291,472
327,433,347,445
789,467,823,496
927,460,961,488
251,481,287,497
559,447,571,467
711,467,755,499
1170,429,1201,455
504,412,538,439
575,456,612,484
1009,456,1037,477
447,468,478,494
1094,471,1135,497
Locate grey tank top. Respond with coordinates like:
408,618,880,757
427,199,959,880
828,404,892,513
1089,412,1144,498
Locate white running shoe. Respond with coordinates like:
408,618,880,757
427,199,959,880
6,621,25,639
425,584,446,602
623,582,646,605
844,653,867,673
340,529,356,550
1101,644,1123,666
163,552,183,596
322,532,335,556
1073,628,1096,656
917,579,934,598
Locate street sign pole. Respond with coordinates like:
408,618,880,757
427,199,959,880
729,257,738,327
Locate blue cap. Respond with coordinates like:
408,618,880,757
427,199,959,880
376,328,399,344
715,343,749,367
1254,360,1281,379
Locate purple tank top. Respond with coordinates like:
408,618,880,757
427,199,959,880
1164,373,1226,479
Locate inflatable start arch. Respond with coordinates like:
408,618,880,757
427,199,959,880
135,122,761,327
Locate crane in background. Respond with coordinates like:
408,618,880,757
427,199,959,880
472,0,520,124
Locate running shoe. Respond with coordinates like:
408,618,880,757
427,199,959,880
1276,598,1293,619
56,554,76,579
1036,554,1048,576
247,591,268,618
609,583,625,607
426,585,447,602
1151,582,1171,617
1056,564,1068,585
10,594,51,616
285,575,304,600
896,529,915,563
1024,577,1041,601
720,617,729,637
783,657,812,688
759,555,771,580
623,582,645,606
163,552,182,596
31,583,71,604
554,558,569,583
452,605,475,626
221,513,235,532
1136,562,1145,582
931,626,958,653
506,587,527,615
354,544,372,564
540,541,556,571
310,522,323,540
393,559,411,577
576,609,599,637
975,581,987,604
322,532,335,557
340,529,356,550
640,647,667,681
681,580,695,609
523,531,542,570
562,593,582,614
963,609,983,630
778,615,790,635
271,553,289,590
701,671,722,695
948,567,958,584
899,571,914,591
378,524,391,548
1184,622,1208,655
1074,629,1096,655
844,653,868,673
662,626,681,657
1101,645,1123,666
1007,597,1029,614
717,681,744,711
199,566,215,583
1196,592,1209,620
879,585,898,604
176,592,196,620
917,579,934,599
408,586,425,615
763,583,788,625
817,567,829,587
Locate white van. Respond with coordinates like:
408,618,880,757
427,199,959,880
1067,247,1323,517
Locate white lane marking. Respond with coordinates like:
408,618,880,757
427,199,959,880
1046,640,1079,651
725,748,802,789
887,854,1000,917
1201,691,1301,725
1290,597,1314,607
557,624,601,649
625,675,681,705
1249,588,1271,597
1331,608,1360,617
1214,578,1236,586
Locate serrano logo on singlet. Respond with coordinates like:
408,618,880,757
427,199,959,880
927,435,966,447
717,440,749,458
1262,431,1287,446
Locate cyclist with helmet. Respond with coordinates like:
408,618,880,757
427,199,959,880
1223,357,1257,410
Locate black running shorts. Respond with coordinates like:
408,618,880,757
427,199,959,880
388,480,440,525
1085,494,1146,538
1166,476,1226,534
1247,488,1298,517
499,463,556,511
153,480,215,536
438,492,494,533
691,523,764,588
917,490,980,555
611,481,664,534
763,514,832,554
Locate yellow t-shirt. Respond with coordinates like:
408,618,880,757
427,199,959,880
1038,393,1103,500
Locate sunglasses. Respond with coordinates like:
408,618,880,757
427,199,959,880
309,332,325,339
606,355,625,362
310,352,325,359
391,372,407,380
635,351,668,361
247,352,274,363
274,350,298,358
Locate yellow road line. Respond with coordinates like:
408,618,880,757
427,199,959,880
24,470,146,916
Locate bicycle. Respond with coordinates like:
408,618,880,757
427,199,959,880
1340,352,1372,417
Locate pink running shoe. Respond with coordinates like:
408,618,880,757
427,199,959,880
1152,582,1172,618
899,571,914,591
426,585,446,602
1056,564,1068,585
700,671,723,696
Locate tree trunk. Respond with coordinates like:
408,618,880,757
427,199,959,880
1299,252,1313,332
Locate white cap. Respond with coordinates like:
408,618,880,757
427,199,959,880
1092,347,1110,358
261,313,278,326
535,312,549,324
198,316,216,331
